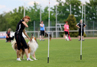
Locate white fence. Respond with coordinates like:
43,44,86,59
0,30,97,38
0,31,26,38
27,30,97,38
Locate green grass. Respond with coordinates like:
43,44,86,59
0,39,97,67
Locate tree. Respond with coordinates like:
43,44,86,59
66,14,78,37
85,0,97,29
53,0,82,23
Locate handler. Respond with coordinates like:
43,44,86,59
15,16,32,61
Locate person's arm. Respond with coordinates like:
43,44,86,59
84,23,86,28
84,25,86,28
40,24,43,27
6,33,9,38
76,23,80,28
23,29,30,41
22,21,28,27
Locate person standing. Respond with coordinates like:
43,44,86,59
6,28,14,42
15,16,32,61
40,21,45,41
76,19,86,41
64,21,69,41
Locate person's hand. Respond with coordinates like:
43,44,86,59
6,36,9,38
78,27,80,28
28,38,32,41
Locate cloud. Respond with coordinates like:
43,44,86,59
27,1,39,6
0,5,6,9
54,2,59,5
61,0,66,2
81,0,89,4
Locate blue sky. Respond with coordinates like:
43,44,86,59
0,0,89,14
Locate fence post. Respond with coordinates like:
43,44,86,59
38,31,39,38
93,21,94,37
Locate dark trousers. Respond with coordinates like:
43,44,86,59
6,36,14,42
15,33,28,50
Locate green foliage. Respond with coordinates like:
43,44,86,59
66,14,78,37
54,0,82,23
0,0,97,35
84,32,87,37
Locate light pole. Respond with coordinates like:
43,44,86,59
24,3,25,17
56,5,57,38
40,5,42,22
70,4,71,15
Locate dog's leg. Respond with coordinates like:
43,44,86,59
28,47,31,58
19,49,22,58
21,51,25,60
32,52,37,60
28,53,30,58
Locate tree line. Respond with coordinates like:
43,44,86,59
0,0,97,31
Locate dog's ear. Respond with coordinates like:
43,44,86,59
34,37,38,43
30,33,34,41
32,33,33,37
34,37,36,41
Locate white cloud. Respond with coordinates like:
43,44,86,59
61,0,66,2
54,2,59,6
0,5,6,9
27,1,39,6
81,0,89,4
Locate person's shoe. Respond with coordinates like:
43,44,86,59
17,58,21,61
27,58,33,61
6,40,8,42
78,39,81,41
82,39,84,41
42,39,45,41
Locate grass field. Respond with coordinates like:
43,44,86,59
0,39,97,67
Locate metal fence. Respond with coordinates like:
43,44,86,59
26,30,97,38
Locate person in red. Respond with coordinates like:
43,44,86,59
6,28,14,42
64,21,71,41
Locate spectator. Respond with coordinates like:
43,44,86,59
76,19,86,41
64,21,69,41
6,28,14,42
40,21,45,41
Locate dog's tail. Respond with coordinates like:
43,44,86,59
11,40,16,50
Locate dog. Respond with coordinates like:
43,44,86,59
45,32,52,40
11,36,38,61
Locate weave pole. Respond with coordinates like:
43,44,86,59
80,3,83,60
47,0,50,63
24,3,25,17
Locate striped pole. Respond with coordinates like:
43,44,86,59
39,5,41,38
80,3,83,60
47,0,50,63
